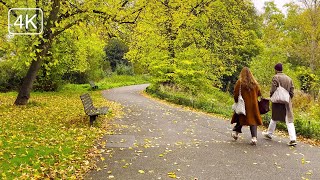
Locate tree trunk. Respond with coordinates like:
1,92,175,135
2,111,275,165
14,43,48,105
14,58,42,105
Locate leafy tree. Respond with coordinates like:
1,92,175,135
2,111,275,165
0,0,144,105
251,1,319,98
250,1,288,88
299,0,320,72
104,38,129,72
284,1,319,96
126,0,260,94
284,1,320,71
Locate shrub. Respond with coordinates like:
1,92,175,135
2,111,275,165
115,64,134,75
0,60,25,92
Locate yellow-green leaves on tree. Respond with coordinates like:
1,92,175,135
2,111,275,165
126,0,260,93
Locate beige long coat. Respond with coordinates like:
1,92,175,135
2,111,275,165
231,80,262,126
270,73,294,123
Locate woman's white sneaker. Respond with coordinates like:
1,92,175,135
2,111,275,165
231,132,238,140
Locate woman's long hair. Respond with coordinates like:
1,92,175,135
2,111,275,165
239,67,258,90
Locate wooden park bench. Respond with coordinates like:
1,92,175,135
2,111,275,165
89,81,98,89
80,93,108,126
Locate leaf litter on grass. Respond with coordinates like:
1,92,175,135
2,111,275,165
0,91,121,179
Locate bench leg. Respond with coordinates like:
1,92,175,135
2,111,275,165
90,116,97,126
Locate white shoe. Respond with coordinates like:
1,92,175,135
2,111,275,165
231,132,238,140
250,138,257,146
262,132,272,140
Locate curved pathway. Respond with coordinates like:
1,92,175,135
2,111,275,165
86,84,320,180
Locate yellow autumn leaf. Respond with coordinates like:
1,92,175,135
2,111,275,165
168,172,177,178
306,171,313,175
138,170,145,174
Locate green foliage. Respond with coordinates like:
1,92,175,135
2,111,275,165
0,59,26,92
104,38,129,72
33,69,65,92
294,66,319,97
115,64,134,75
0,0,146,104
126,0,260,93
146,84,234,117
1,22,107,91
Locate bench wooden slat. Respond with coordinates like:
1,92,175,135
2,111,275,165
80,93,108,125
89,81,98,89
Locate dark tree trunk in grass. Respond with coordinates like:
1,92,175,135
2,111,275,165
14,57,42,105
14,43,49,105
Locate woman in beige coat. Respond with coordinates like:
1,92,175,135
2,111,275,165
231,67,262,145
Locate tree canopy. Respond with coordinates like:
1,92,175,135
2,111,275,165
0,0,319,103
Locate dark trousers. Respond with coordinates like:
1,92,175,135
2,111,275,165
232,114,257,138
233,124,257,138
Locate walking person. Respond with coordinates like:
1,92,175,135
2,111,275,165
262,63,297,146
231,67,263,145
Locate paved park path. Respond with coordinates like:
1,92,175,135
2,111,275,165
86,84,320,180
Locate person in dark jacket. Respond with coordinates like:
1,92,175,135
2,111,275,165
262,63,297,146
231,67,262,145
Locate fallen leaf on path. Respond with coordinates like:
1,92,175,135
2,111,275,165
168,172,177,178
306,170,313,175
138,170,145,174
108,175,115,179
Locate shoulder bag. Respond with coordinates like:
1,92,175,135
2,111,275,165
232,83,246,115
258,97,270,114
270,80,290,104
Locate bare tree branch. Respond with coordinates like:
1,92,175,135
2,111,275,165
119,7,144,24
121,0,129,7
57,9,85,23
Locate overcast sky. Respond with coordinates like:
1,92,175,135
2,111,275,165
252,0,295,14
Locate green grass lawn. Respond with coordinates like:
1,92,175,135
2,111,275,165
0,75,148,179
